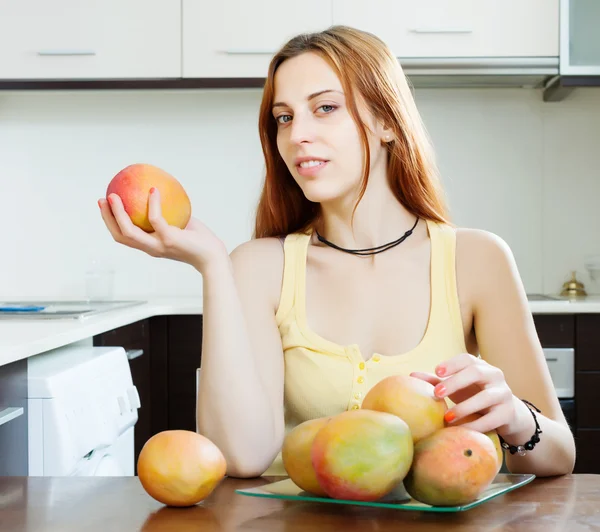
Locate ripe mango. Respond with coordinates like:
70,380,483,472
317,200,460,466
404,426,498,506
106,163,191,232
310,409,413,501
137,430,226,507
282,417,331,496
450,413,504,474
361,375,447,443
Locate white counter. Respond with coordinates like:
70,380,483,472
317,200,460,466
0,297,202,367
1,296,600,368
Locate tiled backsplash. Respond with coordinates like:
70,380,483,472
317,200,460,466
1,87,599,299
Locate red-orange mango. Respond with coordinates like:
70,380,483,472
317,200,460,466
361,374,448,443
137,430,226,507
450,413,504,474
404,426,499,506
310,409,413,502
106,163,191,232
282,417,331,496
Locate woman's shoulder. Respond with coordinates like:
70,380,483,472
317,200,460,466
453,225,522,306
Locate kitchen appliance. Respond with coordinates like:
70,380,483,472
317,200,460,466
0,300,146,320
543,347,575,430
27,345,140,476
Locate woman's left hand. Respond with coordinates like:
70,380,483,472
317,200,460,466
410,352,524,435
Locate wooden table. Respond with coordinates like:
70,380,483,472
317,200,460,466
0,474,598,531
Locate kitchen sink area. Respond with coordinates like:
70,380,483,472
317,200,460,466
0,300,147,320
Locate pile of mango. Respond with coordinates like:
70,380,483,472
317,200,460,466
282,375,503,506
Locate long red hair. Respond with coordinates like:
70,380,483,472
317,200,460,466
254,25,451,239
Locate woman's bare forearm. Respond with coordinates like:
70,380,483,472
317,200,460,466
196,257,278,478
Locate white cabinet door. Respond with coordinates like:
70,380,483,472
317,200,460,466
0,0,181,80
183,0,333,78
332,0,559,58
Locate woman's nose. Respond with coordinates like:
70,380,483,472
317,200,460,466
289,115,315,145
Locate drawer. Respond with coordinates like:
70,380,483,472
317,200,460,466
533,314,575,348
574,429,600,474
332,0,559,58
0,0,181,80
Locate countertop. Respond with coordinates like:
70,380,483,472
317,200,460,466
1,295,600,368
0,474,597,532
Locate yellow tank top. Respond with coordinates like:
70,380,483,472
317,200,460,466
263,218,467,476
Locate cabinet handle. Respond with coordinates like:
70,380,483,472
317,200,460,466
126,349,144,361
37,50,97,56
0,407,24,427
545,358,558,362
220,49,276,55
409,28,473,34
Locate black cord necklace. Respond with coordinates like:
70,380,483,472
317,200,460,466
315,217,419,256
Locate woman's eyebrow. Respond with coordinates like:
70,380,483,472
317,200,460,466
272,89,344,110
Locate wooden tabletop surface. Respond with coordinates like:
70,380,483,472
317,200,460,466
0,474,598,531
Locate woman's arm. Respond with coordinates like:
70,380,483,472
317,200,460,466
197,239,286,478
455,229,576,476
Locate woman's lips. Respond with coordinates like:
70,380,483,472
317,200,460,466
296,160,329,177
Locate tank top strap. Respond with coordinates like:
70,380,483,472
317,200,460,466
275,232,311,326
426,219,466,350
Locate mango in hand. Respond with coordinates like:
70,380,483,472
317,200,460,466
106,163,191,232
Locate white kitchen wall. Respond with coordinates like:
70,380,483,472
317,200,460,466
1,86,599,300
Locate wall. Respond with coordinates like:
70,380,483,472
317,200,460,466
1,86,599,300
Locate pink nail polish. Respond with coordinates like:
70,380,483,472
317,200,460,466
149,187,156,194
436,366,446,377
435,384,446,397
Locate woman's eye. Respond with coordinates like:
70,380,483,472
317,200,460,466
319,104,336,113
276,114,292,124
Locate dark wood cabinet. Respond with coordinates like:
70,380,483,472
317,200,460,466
0,357,28,476
93,315,201,473
532,313,600,474
574,314,600,473
166,316,203,433
93,318,169,474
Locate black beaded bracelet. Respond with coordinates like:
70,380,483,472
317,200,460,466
498,400,543,456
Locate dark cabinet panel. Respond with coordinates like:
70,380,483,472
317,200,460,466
0,358,28,476
167,316,203,433
93,319,159,474
533,314,575,347
575,314,600,372
575,372,600,429
574,429,600,473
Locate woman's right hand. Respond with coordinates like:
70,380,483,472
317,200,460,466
98,188,229,274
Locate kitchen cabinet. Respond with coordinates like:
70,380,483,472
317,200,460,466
0,358,28,476
573,314,600,473
182,0,333,78
93,318,167,474
332,0,559,59
0,0,181,80
560,0,600,75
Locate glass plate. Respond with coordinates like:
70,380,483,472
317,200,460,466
236,473,536,513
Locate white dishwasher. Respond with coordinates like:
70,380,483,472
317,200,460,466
27,345,140,476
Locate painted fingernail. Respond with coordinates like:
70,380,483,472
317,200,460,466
107,195,113,206
436,366,446,377
434,384,446,397
444,411,456,423
149,187,156,194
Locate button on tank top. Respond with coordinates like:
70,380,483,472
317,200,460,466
263,219,467,476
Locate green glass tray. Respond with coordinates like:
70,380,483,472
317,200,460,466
236,473,536,513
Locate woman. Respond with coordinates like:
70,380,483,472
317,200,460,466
98,26,575,478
